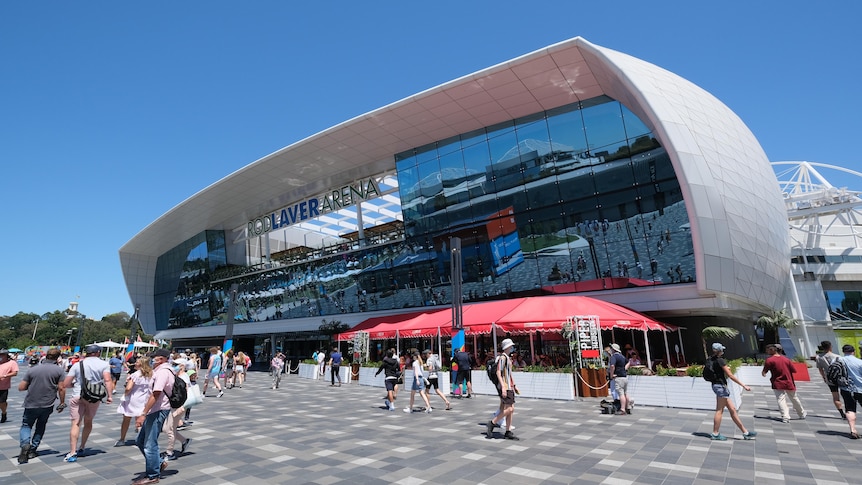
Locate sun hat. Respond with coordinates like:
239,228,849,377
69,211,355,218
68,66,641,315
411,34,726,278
501,338,515,351
610,343,621,352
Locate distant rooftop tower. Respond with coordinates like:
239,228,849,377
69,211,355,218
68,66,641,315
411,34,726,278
68,301,79,313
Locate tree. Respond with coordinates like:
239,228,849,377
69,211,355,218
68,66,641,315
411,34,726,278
319,319,349,349
701,326,740,361
755,309,798,346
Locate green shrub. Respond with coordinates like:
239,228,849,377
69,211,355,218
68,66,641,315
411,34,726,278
727,358,743,374
626,366,645,376
686,365,704,377
655,365,677,376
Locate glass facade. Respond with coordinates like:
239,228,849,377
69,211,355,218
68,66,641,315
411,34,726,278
155,230,226,330
162,95,695,330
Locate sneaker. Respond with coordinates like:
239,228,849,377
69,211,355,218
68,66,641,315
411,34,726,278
799,411,808,420
18,444,30,464
710,433,727,441
0,413,6,423
425,407,433,413
384,398,390,408
503,431,520,440
114,440,125,447
165,452,177,461
389,405,396,411
131,477,160,485
742,431,758,440
27,448,37,460
63,453,78,462
486,420,495,437
181,438,191,454
217,390,224,398
403,408,412,413
781,418,790,424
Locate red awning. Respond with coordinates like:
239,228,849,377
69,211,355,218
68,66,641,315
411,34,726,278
337,295,676,340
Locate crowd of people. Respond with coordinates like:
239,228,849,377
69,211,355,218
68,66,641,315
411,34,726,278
6,334,862,484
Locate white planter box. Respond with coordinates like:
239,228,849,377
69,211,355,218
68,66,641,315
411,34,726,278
298,363,352,382
627,375,743,410
734,366,772,386
357,367,452,391
462,370,574,401
298,363,318,379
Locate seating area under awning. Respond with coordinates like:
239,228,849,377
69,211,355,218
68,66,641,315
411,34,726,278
335,295,685,368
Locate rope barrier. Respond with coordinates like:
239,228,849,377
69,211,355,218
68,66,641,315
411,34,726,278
574,369,610,390
286,360,299,373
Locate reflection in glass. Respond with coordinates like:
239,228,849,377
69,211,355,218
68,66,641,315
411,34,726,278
163,95,696,330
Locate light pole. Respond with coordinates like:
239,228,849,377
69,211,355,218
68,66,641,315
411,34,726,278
31,317,41,341
66,328,77,347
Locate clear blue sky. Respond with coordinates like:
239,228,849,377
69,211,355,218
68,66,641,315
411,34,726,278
1,1,860,321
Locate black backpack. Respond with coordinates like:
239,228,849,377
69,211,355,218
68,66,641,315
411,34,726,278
702,359,719,383
168,371,188,409
826,357,850,388
486,355,502,386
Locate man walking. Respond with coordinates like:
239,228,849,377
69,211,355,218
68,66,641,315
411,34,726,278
17,348,66,464
109,351,124,394
133,348,174,484
486,338,520,440
61,344,113,462
329,345,343,387
452,347,473,398
0,349,20,423
838,343,862,439
816,340,846,419
607,343,629,415
762,343,806,423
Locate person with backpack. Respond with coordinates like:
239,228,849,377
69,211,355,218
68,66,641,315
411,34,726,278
838,344,862,439
762,344,807,423
161,357,191,462
486,338,520,440
706,343,756,441
61,344,114,462
132,348,175,485
422,349,451,411
816,340,846,419
375,348,399,411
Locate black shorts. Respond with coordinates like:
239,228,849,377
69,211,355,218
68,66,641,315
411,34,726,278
841,389,862,414
0,389,8,403
501,389,515,405
426,377,440,390
455,369,471,385
828,383,839,393
111,372,121,382
385,379,397,392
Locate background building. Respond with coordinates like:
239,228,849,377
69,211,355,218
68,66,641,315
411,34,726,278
120,37,796,361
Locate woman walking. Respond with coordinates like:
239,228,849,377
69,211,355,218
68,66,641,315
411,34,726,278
404,350,432,413
202,347,224,398
423,349,451,410
115,358,153,447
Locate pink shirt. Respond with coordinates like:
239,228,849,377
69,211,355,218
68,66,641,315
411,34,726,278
0,359,19,390
150,362,175,413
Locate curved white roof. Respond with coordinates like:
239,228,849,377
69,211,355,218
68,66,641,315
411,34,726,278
122,37,789,332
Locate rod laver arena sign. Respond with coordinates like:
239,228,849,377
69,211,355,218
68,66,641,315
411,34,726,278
248,177,381,236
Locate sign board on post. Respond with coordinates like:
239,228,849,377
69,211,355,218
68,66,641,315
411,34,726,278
570,315,603,368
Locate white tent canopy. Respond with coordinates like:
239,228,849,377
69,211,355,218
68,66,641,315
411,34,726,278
133,341,157,348
94,340,126,348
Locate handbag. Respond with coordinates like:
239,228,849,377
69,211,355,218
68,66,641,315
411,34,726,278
79,361,107,403
183,383,204,408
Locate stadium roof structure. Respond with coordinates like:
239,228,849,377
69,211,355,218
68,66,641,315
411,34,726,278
122,36,790,333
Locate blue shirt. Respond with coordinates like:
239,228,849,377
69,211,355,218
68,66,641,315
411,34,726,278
109,356,124,374
843,354,862,393
331,352,342,365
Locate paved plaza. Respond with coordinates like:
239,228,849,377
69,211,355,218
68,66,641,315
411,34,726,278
2,367,861,485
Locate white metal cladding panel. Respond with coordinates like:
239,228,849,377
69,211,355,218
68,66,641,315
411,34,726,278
578,40,790,311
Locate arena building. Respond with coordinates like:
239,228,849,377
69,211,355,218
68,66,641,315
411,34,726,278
119,37,798,362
